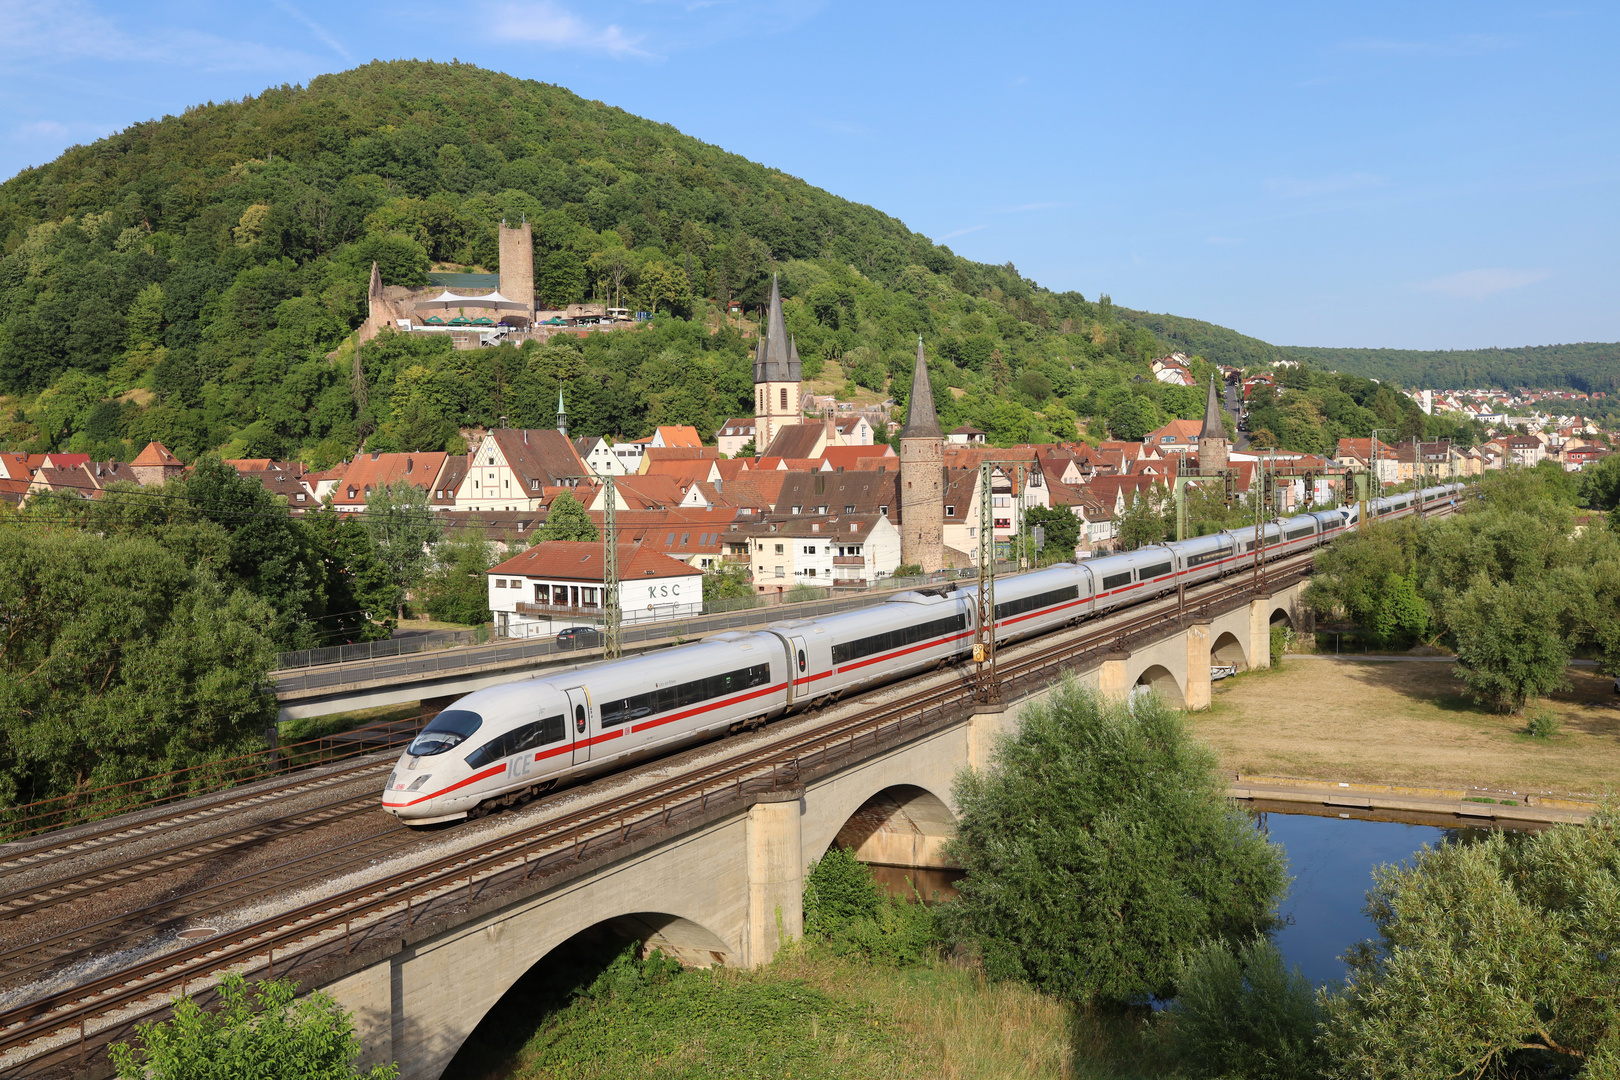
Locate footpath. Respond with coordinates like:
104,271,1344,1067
1229,774,1596,827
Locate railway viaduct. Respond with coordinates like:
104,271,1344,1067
314,578,1309,1080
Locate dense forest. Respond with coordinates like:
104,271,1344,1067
0,59,1219,463
1278,342,1620,398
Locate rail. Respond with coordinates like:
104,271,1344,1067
0,555,1316,1069
0,720,422,843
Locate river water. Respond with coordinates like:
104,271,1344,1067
1262,811,1526,987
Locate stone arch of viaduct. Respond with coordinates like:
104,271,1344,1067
322,579,1309,1080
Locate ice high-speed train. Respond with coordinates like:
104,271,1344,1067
383,483,1466,823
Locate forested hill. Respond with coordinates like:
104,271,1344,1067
1274,343,1620,395
0,59,1213,464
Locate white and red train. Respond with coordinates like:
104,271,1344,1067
384,483,1465,823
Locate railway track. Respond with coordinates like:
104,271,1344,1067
0,551,1321,1072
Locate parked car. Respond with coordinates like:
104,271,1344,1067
555,626,602,651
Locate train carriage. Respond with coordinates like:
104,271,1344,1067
768,590,976,705
386,480,1473,824
384,632,791,824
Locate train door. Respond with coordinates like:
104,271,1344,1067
787,635,810,704
565,687,592,765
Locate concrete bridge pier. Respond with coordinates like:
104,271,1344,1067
745,788,804,967
1183,621,1212,710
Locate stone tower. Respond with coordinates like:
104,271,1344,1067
753,274,801,451
1199,375,1229,474
899,336,945,572
497,218,535,322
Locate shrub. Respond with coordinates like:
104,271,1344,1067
1163,937,1327,1080
109,974,398,1080
942,679,1287,1005
1524,703,1562,738
802,846,942,967
1269,624,1293,666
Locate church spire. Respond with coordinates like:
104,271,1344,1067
556,387,568,438
1200,375,1226,441
756,273,797,383
901,335,942,440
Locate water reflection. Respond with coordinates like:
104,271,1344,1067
1262,812,1508,987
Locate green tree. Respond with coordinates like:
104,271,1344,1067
1579,452,1620,523
1025,505,1080,563
110,974,399,1080
422,524,495,626
0,529,277,816
1448,577,1571,714
639,260,692,314
1116,487,1168,551
531,491,598,544
1322,813,1620,1079
306,510,395,643
360,481,440,622
702,562,755,604
1164,937,1327,1080
942,679,1287,1005
1107,395,1158,440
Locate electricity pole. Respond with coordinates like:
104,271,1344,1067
603,474,621,659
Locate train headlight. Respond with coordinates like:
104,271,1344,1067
407,774,433,792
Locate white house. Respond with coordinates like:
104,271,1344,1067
573,436,630,476
486,541,703,638
736,514,901,594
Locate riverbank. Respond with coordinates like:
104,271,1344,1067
1193,657,1620,800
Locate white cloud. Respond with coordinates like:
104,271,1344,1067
1338,34,1515,57
490,1,654,58
269,0,352,63
1413,268,1551,300
939,224,986,241
1264,172,1385,199
0,0,317,71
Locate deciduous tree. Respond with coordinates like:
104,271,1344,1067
943,680,1287,1005
531,491,598,544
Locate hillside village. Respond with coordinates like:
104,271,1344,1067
3,272,1612,647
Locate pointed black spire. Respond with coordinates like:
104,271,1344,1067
751,275,797,383
901,336,942,439
1200,375,1226,441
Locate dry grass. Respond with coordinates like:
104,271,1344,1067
773,952,1075,1080
1194,659,1620,797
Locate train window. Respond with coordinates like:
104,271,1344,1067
598,663,771,727
995,585,1079,621
407,710,482,756
831,613,969,665
463,714,567,768
1137,563,1172,581
1285,526,1314,540
1101,572,1132,590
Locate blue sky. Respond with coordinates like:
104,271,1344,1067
3,0,1615,351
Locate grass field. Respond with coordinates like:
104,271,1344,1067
1193,658,1620,797
443,945,1098,1080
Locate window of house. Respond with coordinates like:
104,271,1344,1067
879,505,888,515
668,533,676,544
802,545,816,555
791,505,802,514
774,565,785,577
494,579,505,588
681,533,690,546
530,479,539,490
806,568,817,577
817,505,827,514
844,504,855,512
296,493,306,502
347,487,357,499
774,543,784,554
945,506,955,517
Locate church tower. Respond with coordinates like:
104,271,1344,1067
1198,375,1229,474
753,274,801,451
556,388,568,438
899,336,945,571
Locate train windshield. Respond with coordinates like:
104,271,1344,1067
407,710,483,756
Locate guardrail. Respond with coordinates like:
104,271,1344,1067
271,564,1023,693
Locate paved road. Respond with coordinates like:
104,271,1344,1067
1225,382,1249,449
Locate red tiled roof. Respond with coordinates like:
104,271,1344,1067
489,541,697,581
130,442,178,468
332,452,448,508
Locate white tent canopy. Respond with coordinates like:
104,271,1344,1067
417,289,527,310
